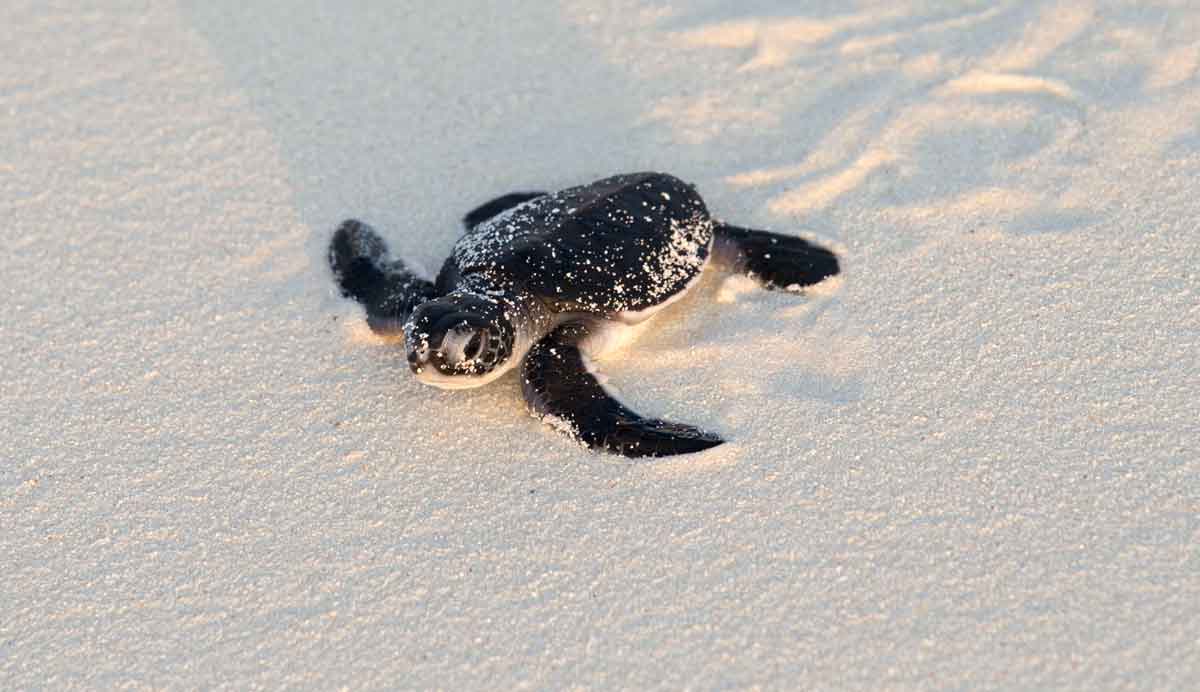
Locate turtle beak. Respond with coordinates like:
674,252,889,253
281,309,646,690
409,347,452,375
405,333,431,374
405,332,461,376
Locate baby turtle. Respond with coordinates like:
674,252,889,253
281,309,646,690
329,172,839,458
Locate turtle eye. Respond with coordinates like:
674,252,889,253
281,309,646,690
463,332,483,360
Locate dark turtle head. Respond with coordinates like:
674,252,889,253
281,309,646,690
404,291,516,388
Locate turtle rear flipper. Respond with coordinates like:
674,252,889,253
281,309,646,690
714,223,840,291
329,219,438,335
522,323,723,458
462,191,547,230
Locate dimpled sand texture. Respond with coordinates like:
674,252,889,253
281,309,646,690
2,1,1198,689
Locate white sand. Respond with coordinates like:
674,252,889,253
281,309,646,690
3,0,1198,688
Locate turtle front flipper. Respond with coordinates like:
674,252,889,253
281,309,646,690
521,323,723,458
462,191,548,230
714,223,840,292
329,220,439,335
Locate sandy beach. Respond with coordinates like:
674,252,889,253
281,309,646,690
3,1,1198,688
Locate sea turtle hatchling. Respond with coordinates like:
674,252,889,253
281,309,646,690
329,172,840,457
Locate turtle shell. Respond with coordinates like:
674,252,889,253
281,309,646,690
452,172,713,316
